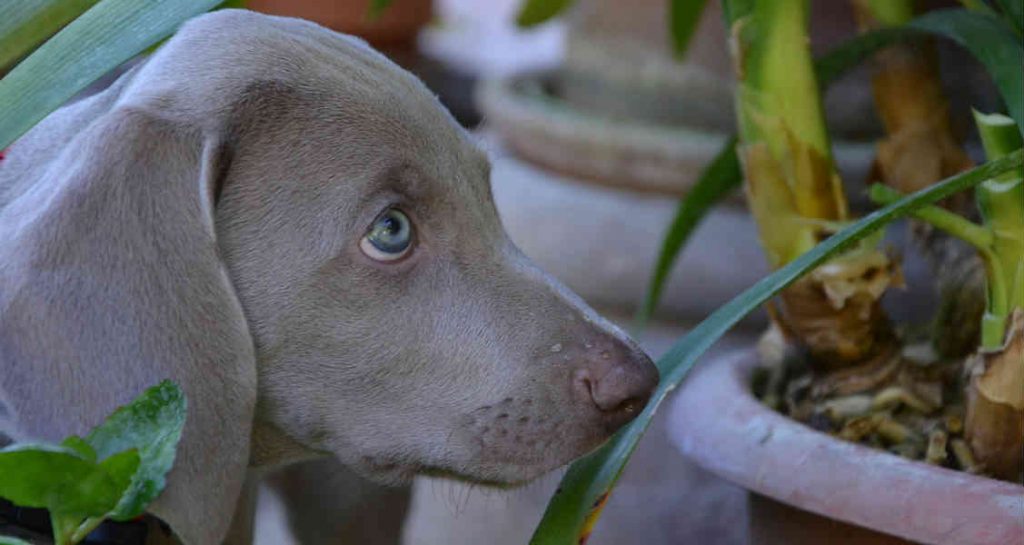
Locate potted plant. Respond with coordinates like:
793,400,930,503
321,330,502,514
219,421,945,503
520,0,1023,543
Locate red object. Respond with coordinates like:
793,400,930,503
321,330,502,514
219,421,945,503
668,350,1024,545
245,0,432,47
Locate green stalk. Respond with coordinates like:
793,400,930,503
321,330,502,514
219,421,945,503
50,514,78,545
975,111,1024,348
871,184,1008,340
730,0,847,267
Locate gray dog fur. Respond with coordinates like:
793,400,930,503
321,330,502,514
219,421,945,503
0,10,657,544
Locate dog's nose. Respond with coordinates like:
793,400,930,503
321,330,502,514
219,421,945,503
573,340,658,430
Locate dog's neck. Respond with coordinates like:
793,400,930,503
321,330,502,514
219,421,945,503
249,419,325,470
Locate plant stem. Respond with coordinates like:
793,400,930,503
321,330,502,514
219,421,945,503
870,183,1009,347
69,517,104,544
730,0,848,267
50,514,78,545
869,185,994,250
975,111,1024,347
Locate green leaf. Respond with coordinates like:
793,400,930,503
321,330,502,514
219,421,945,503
85,380,187,521
60,436,97,463
635,137,740,329
515,0,575,27
813,26,920,88
368,0,394,20
909,9,1024,137
669,0,710,58
0,0,100,71
530,150,1024,544
0,0,224,151
96,448,141,503
0,444,119,516
993,0,1023,34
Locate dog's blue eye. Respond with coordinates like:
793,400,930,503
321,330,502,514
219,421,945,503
360,208,412,262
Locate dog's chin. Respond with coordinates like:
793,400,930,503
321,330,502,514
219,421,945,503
352,454,560,489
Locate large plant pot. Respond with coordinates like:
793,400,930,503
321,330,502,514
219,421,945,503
667,349,1024,545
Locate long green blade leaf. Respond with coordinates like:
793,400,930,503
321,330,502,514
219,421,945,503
814,26,920,88
0,0,223,151
516,0,575,27
0,0,100,71
670,0,710,58
635,137,740,329
909,9,1024,137
530,151,1024,544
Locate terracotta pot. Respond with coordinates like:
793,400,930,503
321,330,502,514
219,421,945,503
667,349,1024,545
246,0,432,46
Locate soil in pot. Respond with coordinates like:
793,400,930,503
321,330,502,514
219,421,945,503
753,305,1023,485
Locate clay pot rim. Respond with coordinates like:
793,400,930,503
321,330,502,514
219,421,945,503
477,69,877,198
477,68,732,197
667,348,1024,545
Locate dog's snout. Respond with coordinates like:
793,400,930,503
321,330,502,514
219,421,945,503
573,339,658,430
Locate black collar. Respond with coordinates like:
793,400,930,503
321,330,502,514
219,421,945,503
0,498,153,544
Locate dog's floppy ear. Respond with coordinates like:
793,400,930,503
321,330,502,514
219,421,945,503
0,82,256,543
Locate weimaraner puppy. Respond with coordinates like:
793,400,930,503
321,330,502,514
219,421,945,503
0,10,658,545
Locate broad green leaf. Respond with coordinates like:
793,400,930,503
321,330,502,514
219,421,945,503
530,150,1024,544
96,448,141,504
85,380,186,520
0,0,224,151
0,444,119,516
0,536,34,545
909,9,1024,137
635,137,740,329
669,0,710,58
515,0,575,27
0,0,100,71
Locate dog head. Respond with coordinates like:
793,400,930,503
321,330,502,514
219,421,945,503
197,10,658,486
0,9,657,543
